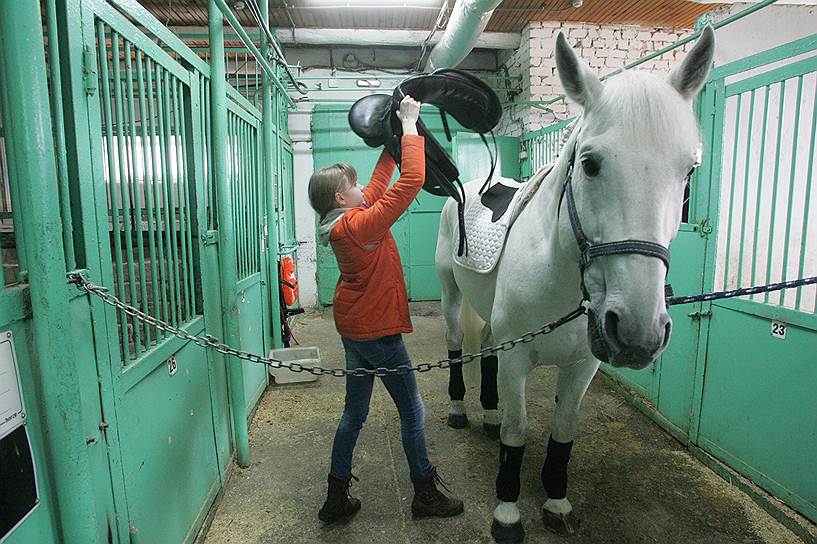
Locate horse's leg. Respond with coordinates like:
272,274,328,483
540,357,599,536
479,325,500,440
437,241,467,429
490,356,529,544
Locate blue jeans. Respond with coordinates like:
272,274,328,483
330,334,433,481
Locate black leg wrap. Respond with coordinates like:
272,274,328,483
541,436,573,500
496,443,526,503
448,354,465,401
479,355,498,410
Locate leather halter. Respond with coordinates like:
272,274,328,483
559,137,671,302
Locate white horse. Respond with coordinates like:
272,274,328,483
435,28,715,542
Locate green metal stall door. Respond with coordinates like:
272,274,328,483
227,102,271,413
313,105,520,303
694,36,817,523
83,7,223,542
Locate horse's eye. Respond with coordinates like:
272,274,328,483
581,156,601,177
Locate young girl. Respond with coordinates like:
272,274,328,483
309,95,463,525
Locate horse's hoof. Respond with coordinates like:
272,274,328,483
491,519,525,544
484,422,501,440
447,413,468,429
541,508,580,536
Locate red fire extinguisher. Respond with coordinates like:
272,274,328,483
279,256,299,306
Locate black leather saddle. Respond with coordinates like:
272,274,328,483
348,68,502,254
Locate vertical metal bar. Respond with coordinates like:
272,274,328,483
155,65,178,326
120,40,142,357
178,81,197,318
242,122,251,277
722,93,743,289
148,59,170,336
166,75,183,321
125,41,149,351
158,68,181,325
107,30,132,361
750,85,771,293
780,75,804,304
211,0,250,467
0,3,98,540
262,0,283,348
45,0,77,270
765,80,788,303
796,74,817,311
171,78,188,318
173,78,193,320
736,89,756,286
249,124,257,273
253,127,260,273
206,80,216,230
136,50,160,341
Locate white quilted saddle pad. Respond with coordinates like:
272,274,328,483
453,178,526,274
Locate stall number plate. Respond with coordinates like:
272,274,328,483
167,356,178,376
770,321,787,339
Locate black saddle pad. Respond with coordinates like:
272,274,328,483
480,181,520,223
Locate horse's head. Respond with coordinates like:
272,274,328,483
554,27,715,369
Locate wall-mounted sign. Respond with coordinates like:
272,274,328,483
0,332,25,440
0,332,39,541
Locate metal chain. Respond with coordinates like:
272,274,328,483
67,272,817,377
66,272,586,377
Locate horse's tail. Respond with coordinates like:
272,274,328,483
460,297,485,389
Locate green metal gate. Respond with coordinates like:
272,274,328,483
83,6,223,542
691,33,817,524
1,0,290,541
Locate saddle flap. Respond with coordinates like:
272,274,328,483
348,94,394,148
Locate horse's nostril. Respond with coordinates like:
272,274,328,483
662,319,672,348
604,310,621,348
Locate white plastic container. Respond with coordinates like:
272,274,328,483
268,346,320,384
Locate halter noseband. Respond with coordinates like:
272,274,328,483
560,137,671,302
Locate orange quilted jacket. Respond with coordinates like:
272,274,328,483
329,135,425,340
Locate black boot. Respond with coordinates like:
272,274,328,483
318,474,361,526
411,468,464,518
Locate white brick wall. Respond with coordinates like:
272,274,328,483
498,21,695,136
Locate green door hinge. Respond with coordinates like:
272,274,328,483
83,45,97,96
698,218,712,237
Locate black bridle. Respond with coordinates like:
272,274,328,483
559,137,671,302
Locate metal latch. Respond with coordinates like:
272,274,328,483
687,310,712,320
202,230,219,246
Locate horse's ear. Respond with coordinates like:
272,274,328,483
555,32,603,109
669,25,715,101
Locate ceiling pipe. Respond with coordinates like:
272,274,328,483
424,0,504,71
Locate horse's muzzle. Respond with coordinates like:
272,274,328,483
587,308,671,369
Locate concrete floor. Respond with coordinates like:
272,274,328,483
203,304,806,544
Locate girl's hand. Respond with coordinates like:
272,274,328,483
396,95,421,133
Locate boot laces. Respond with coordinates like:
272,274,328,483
432,469,452,494
347,473,360,499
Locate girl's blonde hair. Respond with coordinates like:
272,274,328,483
308,162,358,219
